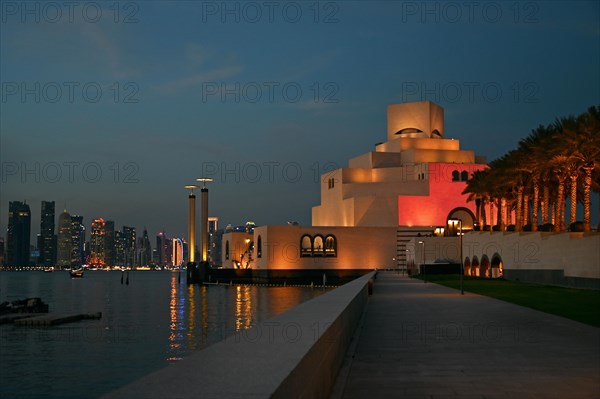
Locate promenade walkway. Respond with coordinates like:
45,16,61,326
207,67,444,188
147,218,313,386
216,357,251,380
331,272,600,399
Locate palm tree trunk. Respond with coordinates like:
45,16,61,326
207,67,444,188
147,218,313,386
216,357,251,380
569,173,578,226
489,200,495,227
475,198,481,228
582,166,593,232
516,186,524,231
532,176,539,231
481,198,487,227
557,176,566,232
523,193,530,228
542,183,550,225
499,198,506,231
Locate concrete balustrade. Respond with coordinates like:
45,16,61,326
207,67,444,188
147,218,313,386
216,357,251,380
103,271,375,399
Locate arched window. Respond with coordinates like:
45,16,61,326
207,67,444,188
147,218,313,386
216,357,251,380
452,170,460,182
325,235,337,257
313,235,325,256
300,235,312,257
461,171,469,181
395,128,423,135
225,240,230,260
257,235,262,258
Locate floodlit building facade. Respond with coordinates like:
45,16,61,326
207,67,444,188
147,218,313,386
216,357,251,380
222,101,488,275
312,101,487,229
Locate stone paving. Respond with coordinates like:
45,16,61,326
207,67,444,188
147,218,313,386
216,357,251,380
331,272,600,399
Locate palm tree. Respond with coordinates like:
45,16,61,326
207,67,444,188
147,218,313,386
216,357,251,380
565,106,600,231
477,105,599,233
519,124,555,230
463,169,491,228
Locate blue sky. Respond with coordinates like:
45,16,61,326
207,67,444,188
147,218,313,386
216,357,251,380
1,0,599,240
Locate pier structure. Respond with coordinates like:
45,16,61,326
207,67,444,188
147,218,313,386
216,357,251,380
186,178,213,284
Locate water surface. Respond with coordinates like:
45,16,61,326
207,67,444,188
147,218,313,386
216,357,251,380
0,271,327,398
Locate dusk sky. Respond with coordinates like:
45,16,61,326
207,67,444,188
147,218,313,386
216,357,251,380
1,1,599,240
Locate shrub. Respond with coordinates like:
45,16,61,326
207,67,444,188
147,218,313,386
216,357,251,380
570,221,584,232
540,223,554,232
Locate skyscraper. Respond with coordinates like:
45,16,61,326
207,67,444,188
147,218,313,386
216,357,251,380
71,215,85,267
137,228,152,266
56,209,73,268
0,237,5,266
7,201,31,268
104,220,115,268
39,201,56,267
115,230,125,266
122,226,136,267
90,218,106,267
156,231,168,266
171,238,184,268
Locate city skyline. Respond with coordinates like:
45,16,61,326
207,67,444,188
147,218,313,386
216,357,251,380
2,1,599,239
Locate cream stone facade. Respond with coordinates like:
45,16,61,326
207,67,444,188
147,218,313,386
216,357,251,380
221,231,253,269
312,100,487,228
406,232,600,288
252,225,397,271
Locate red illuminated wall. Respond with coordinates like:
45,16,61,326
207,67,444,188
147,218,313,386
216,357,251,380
398,163,487,226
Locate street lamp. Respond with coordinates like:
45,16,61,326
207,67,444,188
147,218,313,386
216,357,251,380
449,218,464,295
418,241,425,283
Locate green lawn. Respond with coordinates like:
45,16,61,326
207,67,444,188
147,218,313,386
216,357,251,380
412,274,600,327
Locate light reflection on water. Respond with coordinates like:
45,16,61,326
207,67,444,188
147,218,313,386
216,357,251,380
0,271,328,398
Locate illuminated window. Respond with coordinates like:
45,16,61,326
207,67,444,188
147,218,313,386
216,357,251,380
325,235,337,257
395,128,423,135
313,235,324,256
300,235,312,257
257,235,262,258
452,170,459,182
225,240,230,260
461,171,469,181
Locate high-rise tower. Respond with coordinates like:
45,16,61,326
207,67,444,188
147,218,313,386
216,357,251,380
39,201,56,266
90,218,106,267
7,201,31,268
104,221,115,267
56,210,73,268
71,215,85,267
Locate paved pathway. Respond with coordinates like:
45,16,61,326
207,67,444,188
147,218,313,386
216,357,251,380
331,272,600,399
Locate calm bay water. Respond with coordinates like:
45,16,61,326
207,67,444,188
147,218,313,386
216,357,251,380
0,271,327,399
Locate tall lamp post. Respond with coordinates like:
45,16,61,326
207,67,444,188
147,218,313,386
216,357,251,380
184,185,200,284
196,177,213,264
449,218,464,295
418,241,425,283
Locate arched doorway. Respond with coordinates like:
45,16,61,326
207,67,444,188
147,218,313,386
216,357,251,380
491,253,503,278
446,207,476,235
464,256,471,276
471,256,479,276
480,255,490,278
